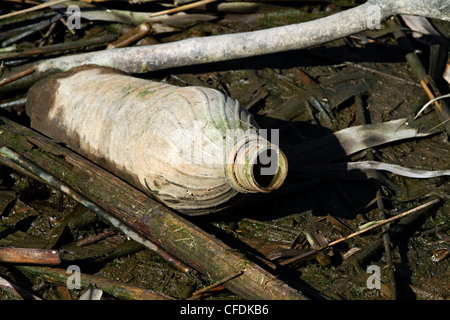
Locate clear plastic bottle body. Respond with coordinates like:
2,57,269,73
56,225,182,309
26,66,287,215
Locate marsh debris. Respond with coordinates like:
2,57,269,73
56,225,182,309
0,0,449,300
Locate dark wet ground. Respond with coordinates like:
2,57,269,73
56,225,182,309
0,2,449,300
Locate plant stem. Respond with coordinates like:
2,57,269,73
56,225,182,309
280,199,441,265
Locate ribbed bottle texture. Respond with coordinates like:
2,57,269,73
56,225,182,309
26,65,288,215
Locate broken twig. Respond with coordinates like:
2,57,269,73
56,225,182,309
0,66,36,87
76,230,116,247
148,0,218,18
17,266,174,300
0,247,61,265
191,269,244,297
0,0,68,20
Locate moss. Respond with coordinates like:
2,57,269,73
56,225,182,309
141,61,148,73
138,89,157,98
212,119,255,145
120,85,140,96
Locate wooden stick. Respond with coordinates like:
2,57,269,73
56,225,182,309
191,269,243,296
59,17,76,35
148,0,218,18
0,0,69,20
322,199,439,247
345,198,437,269
76,230,116,246
17,266,174,300
2,0,449,95
0,247,61,265
0,35,116,60
0,66,36,87
0,0,40,4
106,23,152,50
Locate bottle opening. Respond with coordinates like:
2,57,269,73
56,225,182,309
251,147,288,192
225,137,288,194
253,158,274,189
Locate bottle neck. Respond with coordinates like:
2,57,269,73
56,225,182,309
225,134,288,193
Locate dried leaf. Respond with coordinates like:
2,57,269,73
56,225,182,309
444,62,450,85
79,283,103,300
343,247,361,260
312,233,329,248
315,252,332,267
300,161,450,179
287,118,433,165
304,231,319,249
304,231,328,249
400,15,444,45
431,248,449,262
